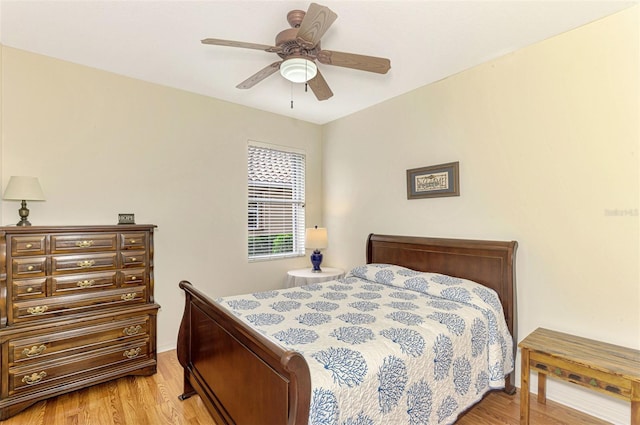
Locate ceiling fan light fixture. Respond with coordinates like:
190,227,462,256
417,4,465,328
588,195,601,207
280,57,317,83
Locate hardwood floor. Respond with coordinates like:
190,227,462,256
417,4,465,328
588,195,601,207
0,350,612,425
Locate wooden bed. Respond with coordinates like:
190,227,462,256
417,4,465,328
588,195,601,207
176,234,517,425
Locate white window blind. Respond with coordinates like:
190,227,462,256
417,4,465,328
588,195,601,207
248,142,305,260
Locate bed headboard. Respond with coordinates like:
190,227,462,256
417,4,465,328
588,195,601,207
366,233,518,386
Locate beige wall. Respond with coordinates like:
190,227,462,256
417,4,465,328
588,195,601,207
323,6,638,424
0,46,324,352
0,44,3,177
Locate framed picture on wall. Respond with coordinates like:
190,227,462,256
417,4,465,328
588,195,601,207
407,161,460,199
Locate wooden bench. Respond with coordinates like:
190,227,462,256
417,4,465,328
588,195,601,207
519,327,640,425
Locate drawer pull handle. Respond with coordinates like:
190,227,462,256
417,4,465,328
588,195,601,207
22,371,47,385
130,257,137,262
123,325,142,336
27,305,48,315
26,287,34,293
605,385,621,394
123,347,141,359
77,260,96,268
130,239,137,244
27,265,35,271
568,374,581,381
121,293,136,301
25,243,33,249
22,345,47,358
76,240,94,248
130,276,137,281
77,279,95,288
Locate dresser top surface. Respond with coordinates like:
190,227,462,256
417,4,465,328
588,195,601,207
0,225,156,234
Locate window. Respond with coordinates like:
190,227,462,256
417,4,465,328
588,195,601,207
248,142,305,260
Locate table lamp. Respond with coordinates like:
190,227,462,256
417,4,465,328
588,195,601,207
305,226,328,272
3,176,46,226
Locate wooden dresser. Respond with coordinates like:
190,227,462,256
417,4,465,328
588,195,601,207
0,225,160,420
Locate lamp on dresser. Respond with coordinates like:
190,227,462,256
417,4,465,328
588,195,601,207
2,176,46,226
305,225,328,272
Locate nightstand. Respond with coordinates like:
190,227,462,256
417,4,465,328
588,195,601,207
519,327,640,425
285,267,345,288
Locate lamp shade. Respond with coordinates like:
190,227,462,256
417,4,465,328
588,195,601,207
305,227,328,250
3,176,45,201
280,57,317,83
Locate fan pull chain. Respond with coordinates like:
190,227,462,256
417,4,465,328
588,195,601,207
290,82,294,109
305,61,309,92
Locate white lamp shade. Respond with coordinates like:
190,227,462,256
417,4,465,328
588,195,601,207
305,227,328,250
280,57,318,83
3,176,46,201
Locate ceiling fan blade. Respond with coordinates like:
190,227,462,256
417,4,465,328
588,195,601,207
201,38,279,53
296,3,337,49
307,70,333,101
236,62,282,89
317,50,391,74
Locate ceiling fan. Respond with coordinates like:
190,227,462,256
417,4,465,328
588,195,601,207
201,2,391,101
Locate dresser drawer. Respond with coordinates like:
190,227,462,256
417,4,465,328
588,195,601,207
120,269,147,286
12,287,147,323
12,278,47,299
10,314,151,364
51,253,117,274
120,232,147,250
8,339,150,396
52,271,118,295
51,233,117,254
11,257,47,278
120,251,146,268
9,235,46,256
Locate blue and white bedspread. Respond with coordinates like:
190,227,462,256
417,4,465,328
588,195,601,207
217,264,514,425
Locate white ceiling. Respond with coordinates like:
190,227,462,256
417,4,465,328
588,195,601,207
0,1,636,124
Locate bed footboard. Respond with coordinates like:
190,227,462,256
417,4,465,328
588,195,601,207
177,280,311,425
